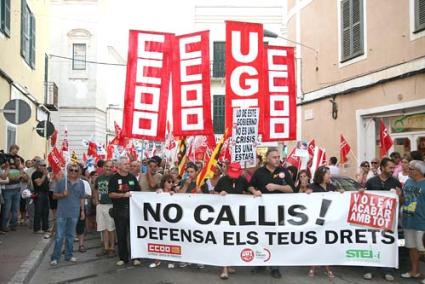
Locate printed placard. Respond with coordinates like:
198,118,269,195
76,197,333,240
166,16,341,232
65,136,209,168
231,108,258,168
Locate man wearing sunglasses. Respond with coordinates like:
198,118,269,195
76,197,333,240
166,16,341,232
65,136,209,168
32,160,50,233
50,164,86,265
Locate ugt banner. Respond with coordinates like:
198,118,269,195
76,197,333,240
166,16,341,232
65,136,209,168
130,191,398,267
225,21,264,135
122,30,174,141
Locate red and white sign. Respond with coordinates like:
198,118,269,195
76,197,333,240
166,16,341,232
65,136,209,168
148,243,181,255
172,31,214,137
48,146,65,174
122,30,174,141
263,46,296,141
347,192,397,231
225,21,264,134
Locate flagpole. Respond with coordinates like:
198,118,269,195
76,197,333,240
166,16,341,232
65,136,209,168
341,134,360,166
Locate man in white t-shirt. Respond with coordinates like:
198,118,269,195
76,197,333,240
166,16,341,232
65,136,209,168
328,157,340,176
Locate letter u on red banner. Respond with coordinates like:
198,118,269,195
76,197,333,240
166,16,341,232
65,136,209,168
262,46,296,141
225,21,264,134
122,30,174,141
172,31,214,137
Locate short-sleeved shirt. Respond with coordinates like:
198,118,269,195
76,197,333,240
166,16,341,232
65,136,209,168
55,178,85,218
32,171,49,194
139,172,162,192
365,175,401,191
402,178,425,230
309,183,336,193
108,172,141,209
249,166,295,194
95,174,113,204
214,176,249,194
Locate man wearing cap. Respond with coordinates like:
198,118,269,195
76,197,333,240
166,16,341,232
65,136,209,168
32,160,50,233
214,161,249,279
139,156,162,192
248,147,296,279
400,160,425,282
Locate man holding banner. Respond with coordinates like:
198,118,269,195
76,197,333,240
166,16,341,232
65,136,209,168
108,157,141,266
248,147,295,279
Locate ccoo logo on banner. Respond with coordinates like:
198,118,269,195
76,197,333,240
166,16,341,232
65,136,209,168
130,191,398,267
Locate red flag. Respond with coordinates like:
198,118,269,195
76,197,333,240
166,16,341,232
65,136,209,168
172,31,214,137
106,144,115,160
82,153,88,163
87,141,97,157
50,129,58,147
340,134,351,164
286,146,301,168
225,21,264,135
61,129,68,152
380,120,393,157
122,30,173,141
310,146,326,178
48,146,65,174
263,45,297,141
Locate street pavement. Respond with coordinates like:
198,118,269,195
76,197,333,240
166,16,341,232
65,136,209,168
27,232,422,284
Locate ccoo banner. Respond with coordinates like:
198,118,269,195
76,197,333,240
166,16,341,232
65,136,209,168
130,191,398,267
172,31,214,137
263,45,296,141
122,30,174,141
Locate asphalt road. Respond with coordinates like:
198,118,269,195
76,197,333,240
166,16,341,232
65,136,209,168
29,232,417,284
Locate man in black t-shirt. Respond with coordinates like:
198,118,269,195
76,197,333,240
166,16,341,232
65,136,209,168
362,157,400,281
248,147,295,279
108,157,141,266
32,160,50,233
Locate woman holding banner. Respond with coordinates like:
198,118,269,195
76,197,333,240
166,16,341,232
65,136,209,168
214,162,249,279
149,174,177,269
306,166,335,279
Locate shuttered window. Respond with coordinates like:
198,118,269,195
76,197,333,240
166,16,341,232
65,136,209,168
341,0,364,62
20,0,36,68
0,0,10,36
213,95,225,134
213,42,225,78
415,0,425,33
72,43,87,70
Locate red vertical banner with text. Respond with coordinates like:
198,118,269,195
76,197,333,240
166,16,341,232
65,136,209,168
263,45,296,141
122,30,174,141
172,31,214,137
225,21,264,134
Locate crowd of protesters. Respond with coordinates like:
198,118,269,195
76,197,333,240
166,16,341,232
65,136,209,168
1,143,425,282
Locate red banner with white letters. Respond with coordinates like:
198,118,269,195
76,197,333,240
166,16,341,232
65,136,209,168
262,45,296,141
122,30,174,141
172,31,213,137
225,21,264,134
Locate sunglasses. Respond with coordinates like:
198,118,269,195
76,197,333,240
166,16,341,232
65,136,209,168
39,165,47,167
68,169,79,173
371,162,378,164
362,164,370,167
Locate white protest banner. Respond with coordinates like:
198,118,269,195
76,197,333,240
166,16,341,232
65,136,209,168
231,108,258,168
130,191,398,267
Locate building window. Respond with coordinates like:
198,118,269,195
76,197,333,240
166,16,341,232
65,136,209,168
20,0,36,68
415,0,425,33
0,0,10,36
340,0,364,62
213,95,225,134
72,43,87,70
6,125,16,151
213,42,225,78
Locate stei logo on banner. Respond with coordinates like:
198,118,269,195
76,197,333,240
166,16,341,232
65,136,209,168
231,108,258,168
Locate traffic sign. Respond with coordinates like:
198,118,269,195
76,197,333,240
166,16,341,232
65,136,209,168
2,99,32,125
35,120,55,138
